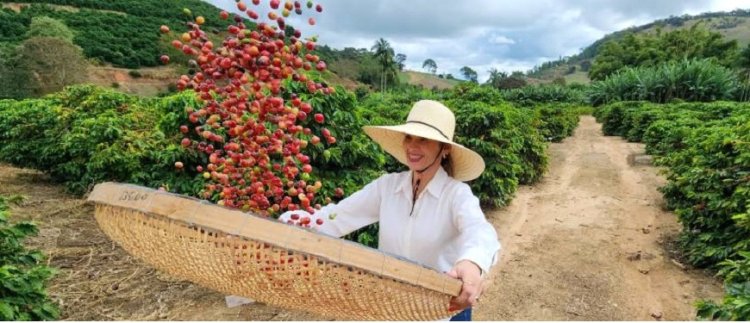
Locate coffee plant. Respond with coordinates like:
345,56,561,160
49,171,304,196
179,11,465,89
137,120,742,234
0,195,59,321
595,100,750,320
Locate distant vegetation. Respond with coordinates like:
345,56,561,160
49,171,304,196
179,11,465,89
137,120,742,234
528,9,750,82
0,14,87,98
582,25,750,106
0,1,228,68
316,43,434,92
589,25,738,80
588,58,744,106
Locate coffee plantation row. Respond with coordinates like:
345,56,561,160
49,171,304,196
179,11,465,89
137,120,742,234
0,83,584,319
0,82,585,242
594,101,750,320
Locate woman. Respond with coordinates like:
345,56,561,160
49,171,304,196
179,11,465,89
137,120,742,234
281,100,501,321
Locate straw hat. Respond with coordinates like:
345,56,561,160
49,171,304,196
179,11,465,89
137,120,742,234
363,100,485,181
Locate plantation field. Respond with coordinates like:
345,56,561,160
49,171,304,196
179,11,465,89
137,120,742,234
0,117,723,320
2,1,749,318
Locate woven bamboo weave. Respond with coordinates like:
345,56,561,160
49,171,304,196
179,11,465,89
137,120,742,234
87,182,462,320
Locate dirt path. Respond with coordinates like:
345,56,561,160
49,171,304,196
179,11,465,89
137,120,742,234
474,116,723,320
0,116,723,320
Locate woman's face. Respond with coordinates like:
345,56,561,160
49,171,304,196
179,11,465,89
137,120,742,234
402,134,446,171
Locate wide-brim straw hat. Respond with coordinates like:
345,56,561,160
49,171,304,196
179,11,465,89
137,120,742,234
363,100,485,181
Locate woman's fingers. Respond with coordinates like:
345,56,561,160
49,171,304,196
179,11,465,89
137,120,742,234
448,278,481,311
447,260,483,311
461,280,481,306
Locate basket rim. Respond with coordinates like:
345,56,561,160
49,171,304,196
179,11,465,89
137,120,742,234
87,182,462,297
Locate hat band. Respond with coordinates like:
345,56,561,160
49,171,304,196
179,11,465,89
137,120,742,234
406,121,450,141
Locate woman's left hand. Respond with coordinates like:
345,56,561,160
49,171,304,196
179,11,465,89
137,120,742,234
446,260,483,312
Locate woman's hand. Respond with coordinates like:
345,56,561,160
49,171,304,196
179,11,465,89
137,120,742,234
277,210,312,223
446,260,483,312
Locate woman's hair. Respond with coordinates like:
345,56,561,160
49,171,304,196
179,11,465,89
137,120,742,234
441,156,454,177
440,143,454,177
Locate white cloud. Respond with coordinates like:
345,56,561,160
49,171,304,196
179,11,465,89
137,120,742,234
204,0,750,83
489,35,516,45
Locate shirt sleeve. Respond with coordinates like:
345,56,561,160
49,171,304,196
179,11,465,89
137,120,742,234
451,184,501,274
310,174,386,238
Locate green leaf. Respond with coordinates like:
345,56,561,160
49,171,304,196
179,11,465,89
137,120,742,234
0,301,15,320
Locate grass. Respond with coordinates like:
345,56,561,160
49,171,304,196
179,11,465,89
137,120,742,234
564,71,591,85
401,70,461,90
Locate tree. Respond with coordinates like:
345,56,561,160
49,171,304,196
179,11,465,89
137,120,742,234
486,68,506,87
15,37,88,97
496,76,527,90
395,53,406,71
25,16,75,42
580,60,592,72
422,58,437,74
486,68,526,90
589,25,738,80
0,44,32,99
738,43,750,80
460,66,478,83
371,38,397,92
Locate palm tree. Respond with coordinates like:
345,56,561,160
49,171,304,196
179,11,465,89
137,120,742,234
486,68,502,86
422,59,437,74
486,68,508,87
395,53,407,71
460,66,478,83
371,38,396,92
737,44,750,101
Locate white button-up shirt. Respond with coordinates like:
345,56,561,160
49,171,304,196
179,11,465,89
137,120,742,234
312,167,501,274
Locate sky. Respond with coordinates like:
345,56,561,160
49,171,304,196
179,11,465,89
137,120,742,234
205,0,750,82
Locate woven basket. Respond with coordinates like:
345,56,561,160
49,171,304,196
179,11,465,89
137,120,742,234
87,182,462,320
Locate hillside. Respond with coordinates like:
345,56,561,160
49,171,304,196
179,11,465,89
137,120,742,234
0,0,228,68
0,0,459,97
401,70,461,90
0,0,232,97
87,67,460,97
86,66,178,97
530,9,750,83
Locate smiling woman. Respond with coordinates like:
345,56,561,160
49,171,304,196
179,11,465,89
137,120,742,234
280,100,501,321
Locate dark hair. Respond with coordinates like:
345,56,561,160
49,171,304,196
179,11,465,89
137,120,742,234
439,143,453,177
441,155,454,177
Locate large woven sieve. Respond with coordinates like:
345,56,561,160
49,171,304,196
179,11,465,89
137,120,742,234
87,182,462,320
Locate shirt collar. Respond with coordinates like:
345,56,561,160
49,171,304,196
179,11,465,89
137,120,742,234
394,167,449,199
424,167,449,198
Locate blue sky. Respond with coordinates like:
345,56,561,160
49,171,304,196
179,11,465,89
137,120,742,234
205,0,750,82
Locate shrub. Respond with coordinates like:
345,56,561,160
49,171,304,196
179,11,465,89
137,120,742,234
588,58,740,106
503,84,586,107
0,195,59,321
128,70,142,78
595,101,750,319
533,104,581,142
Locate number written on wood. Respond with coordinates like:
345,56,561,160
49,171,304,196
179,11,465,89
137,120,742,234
119,191,150,202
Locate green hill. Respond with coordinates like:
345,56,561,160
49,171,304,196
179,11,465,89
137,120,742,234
529,9,750,84
0,0,226,68
0,0,461,96
0,0,238,97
